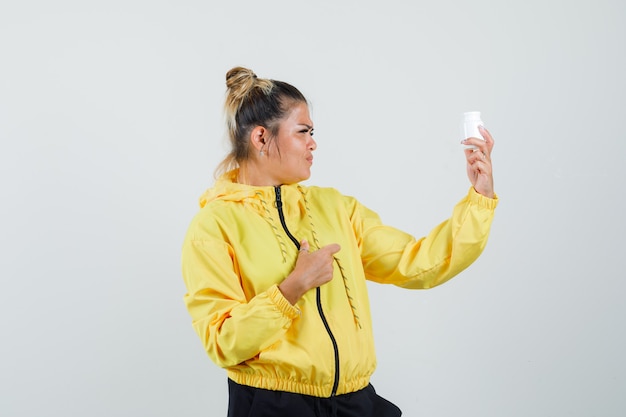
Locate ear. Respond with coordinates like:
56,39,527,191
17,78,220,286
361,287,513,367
249,126,267,153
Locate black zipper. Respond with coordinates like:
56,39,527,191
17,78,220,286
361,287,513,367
274,185,340,397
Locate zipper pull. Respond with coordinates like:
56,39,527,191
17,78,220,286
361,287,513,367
274,185,282,209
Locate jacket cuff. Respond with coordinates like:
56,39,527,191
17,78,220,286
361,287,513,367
469,186,499,210
267,284,301,320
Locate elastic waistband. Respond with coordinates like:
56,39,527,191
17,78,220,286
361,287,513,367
227,379,402,417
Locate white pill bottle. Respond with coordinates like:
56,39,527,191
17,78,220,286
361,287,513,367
461,111,484,150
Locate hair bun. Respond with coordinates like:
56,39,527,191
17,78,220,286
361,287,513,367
225,66,273,114
226,66,257,96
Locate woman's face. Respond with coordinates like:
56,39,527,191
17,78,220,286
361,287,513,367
263,102,317,185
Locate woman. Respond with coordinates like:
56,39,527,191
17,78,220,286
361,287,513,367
181,67,498,417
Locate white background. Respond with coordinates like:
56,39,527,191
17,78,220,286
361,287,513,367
1,1,625,416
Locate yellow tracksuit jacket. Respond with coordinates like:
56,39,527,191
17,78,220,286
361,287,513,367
181,170,498,397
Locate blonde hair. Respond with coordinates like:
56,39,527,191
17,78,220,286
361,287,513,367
215,66,308,177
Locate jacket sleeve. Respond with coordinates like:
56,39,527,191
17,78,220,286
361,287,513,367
181,226,301,368
357,187,498,289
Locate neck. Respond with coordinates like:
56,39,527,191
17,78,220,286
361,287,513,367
237,163,278,187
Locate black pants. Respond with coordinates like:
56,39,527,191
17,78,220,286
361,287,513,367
227,379,402,417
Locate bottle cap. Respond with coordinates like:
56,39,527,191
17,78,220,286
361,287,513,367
464,111,481,120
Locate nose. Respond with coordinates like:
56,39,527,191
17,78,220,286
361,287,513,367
308,135,317,151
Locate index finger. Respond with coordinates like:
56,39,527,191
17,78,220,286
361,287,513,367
478,126,495,149
320,243,341,256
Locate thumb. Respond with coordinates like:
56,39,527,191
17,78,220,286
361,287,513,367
299,240,310,253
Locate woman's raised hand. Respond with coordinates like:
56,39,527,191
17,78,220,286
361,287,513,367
463,125,495,198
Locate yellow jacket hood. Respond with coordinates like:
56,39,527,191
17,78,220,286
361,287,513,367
198,170,259,207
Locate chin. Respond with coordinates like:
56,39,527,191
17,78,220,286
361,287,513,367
284,170,311,184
